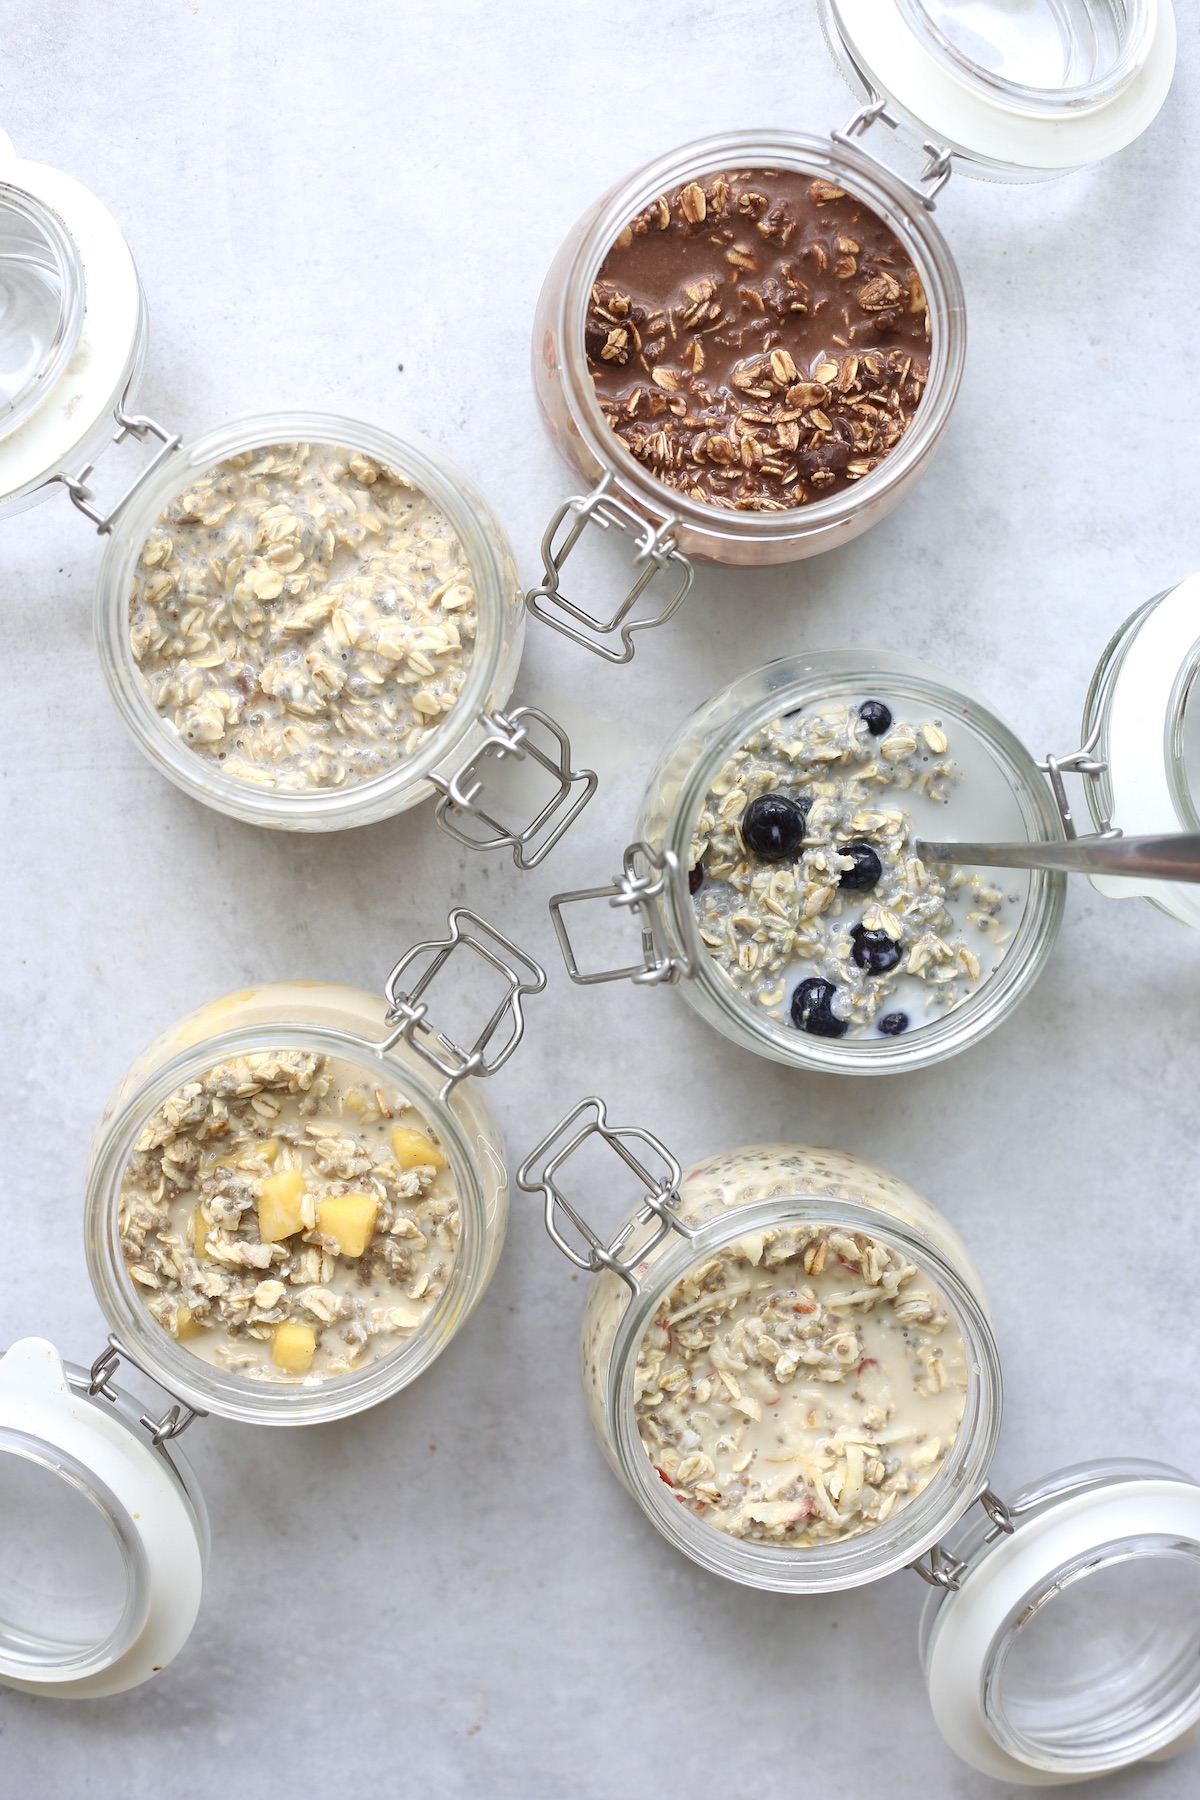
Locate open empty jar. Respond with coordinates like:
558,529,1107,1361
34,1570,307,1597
517,1097,1200,1783
550,650,1067,1074
525,2,1175,660
0,910,544,1696
0,134,594,849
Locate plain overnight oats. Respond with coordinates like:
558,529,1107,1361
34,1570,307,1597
118,1050,459,1382
586,168,929,513
128,443,477,791
635,1221,967,1546
689,698,1018,1038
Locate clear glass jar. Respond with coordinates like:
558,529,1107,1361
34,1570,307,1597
523,1120,1000,1592
550,650,1066,1075
1081,579,1200,929
0,141,593,849
525,5,1174,660
93,412,532,834
0,912,544,1698
519,1098,1200,1783
87,942,532,1427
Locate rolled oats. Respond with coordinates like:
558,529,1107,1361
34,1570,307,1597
129,443,477,792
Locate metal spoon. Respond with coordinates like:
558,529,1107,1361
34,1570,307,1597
914,832,1200,883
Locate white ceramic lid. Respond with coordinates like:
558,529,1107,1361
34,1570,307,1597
923,1467,1200,1783
0,1337,205,1697
0,134,145,517
822,0,1176,177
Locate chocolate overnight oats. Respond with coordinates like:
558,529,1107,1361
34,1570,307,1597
586,169,929,512
689,699,1016,1038
118,1051,459,1382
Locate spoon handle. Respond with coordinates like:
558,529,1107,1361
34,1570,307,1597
914,833,1200,882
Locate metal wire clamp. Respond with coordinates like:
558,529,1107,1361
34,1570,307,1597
432,704,598,869
526,473,694,663
49,389,182,533
516,1097,694,1295
549,842,697,988
832,96,953,211
88,1335,207,1446
909,1486,1016,1591
381,909,546,1098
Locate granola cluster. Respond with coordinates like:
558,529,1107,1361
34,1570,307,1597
118,1051,460,1382
129,443,477,792
587,168,929,511
690,702,1012,1036
635,1224,967,1546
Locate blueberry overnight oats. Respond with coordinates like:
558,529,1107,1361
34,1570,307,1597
689,698,1016,1038
129,443,477,791
118,1051,459,1382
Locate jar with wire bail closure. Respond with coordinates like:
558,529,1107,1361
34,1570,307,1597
0,908,545,1697
518,1094,1200,1784
524,2,1174,662
0,132,595,850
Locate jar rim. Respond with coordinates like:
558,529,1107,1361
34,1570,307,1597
894,0,1157,112
93,411,519,831
601,1192,1003,1592
84,1016,493,1426
550,129,965,548
646,648,1066,1074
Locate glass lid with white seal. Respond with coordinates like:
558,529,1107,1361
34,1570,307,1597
0,137,146,519
818,0,1176,179
919,1459,1200,1782
0,1336,207,1699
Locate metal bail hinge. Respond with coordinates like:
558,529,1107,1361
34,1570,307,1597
1038,723,1114,838
380,908,546,1097
909,1486,1015,1591
50,389,182,534
431,704,598,869
549,841,698,988
832,97,953,211
88,1335,207,1446
526,472,694,663
516,1097,692,1294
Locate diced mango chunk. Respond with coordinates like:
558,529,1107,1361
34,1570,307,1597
271,1321,316,1374
317,1192,378,1258
391,1126,447,1172
258,1168,308,1242
174,1305,200,1341
192,1206,209,1261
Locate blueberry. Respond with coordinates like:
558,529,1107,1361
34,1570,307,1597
838,841,882,893
878,1011,909,1036
850,923,902,974
741,791,809,860
858,700,892,736
790,977,848,1038
688,864,704,895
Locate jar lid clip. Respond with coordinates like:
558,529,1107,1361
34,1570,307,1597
517,1096,693,1294
432,704,598,869
549,841,696,988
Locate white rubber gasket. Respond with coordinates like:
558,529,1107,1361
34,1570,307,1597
0,1337,203,1697
925,1476,1200,1783
827,0,1176,173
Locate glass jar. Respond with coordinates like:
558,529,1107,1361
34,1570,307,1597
1081,578,1200,929
518,1097,1200,1784
0,138,594,850
0,909,544,1696
525,5,1175,661
550,650,1066,1075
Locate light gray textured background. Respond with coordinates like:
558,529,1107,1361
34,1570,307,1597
1,3,1197,1795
